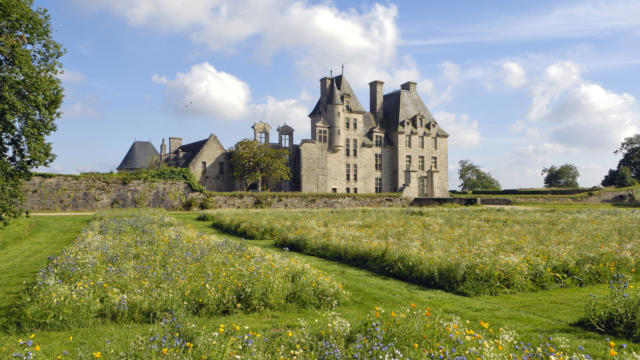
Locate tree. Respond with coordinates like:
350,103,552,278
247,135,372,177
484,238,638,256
1,0,64,224
230,139,290,191
458,160,501,191
602,135,640,187
541,164,579,188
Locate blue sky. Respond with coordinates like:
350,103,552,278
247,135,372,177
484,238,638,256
38,0,640,188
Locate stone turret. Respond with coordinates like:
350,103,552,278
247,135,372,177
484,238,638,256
326,78,343,149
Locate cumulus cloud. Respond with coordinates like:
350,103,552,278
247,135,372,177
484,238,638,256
74,0,424,89
62,102,98,118
433,111,480,149
501,61,526,88
152,62,251,120
527,61,581,120
441,61,461,84
154,62,310,135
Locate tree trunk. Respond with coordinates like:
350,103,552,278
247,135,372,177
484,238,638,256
258,178,262,192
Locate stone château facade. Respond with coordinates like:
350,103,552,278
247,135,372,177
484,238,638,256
118,74,449,197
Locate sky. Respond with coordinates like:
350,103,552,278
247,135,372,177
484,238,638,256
37,0,640,189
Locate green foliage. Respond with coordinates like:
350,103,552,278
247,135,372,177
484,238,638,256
198,197,214,210
13,210,344,330
0,0,64,225
542,163,580,188
584,274,640,342
458,159,501,191
72,168,206,192
603,134,640,186
230,139,291,191
208,208,640,296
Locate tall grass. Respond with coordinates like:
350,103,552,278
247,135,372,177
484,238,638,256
205,208,640,296
13,209,345,330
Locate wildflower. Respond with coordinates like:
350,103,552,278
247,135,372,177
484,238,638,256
30,334,35,339
610,349,618,356
93,352,102,358
162,348,168,355
609,341,615,348
480,320,489,329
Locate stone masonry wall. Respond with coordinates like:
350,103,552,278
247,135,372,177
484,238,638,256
23,176,408,212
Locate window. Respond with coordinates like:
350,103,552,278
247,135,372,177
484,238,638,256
375,177,382,193
346,187,350,193
433,137,437,150
258,132,266,144
405,135,411,148
345,118,350,129
332,188,337,193
282,134,290,147
353,118,357,129
405,155,412,170
375,153,382,171
353,164,358,181
202,161,207,175
420,118,424,127
431,156,438,170
318,129,328,143
419,136,424,149
219,161,224,175
346,164,350,181
345,100,350,110
353,139,357,157
345,139,350,156
418,156,425,171
375,135,383,147
353,188,358,194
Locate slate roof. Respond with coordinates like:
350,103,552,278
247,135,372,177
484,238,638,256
309,75,366,116
382,89,448,136
167,138,208,167
117,141,160,171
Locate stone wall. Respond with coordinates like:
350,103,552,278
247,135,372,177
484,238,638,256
23,176,408,212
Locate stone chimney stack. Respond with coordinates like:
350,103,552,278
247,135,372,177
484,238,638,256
369,80,384,125
160,138,167,156
400,81,417,92
169,137,182,153
320,76,332,108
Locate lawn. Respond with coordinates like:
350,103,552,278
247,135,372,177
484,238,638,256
0,209,638,358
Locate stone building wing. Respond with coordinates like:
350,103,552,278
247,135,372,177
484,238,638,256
165,139,208,167
381,89,437,133
117,141,160,171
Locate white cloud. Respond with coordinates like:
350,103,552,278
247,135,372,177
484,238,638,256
59,69,86,83
152,62,251,120
77,0,422,89
434,111,480,149
154,62,311,137
501,61,526,88
527,61,581,120
441,61,461,84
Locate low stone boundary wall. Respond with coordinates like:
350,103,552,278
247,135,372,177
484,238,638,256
410,197,513,207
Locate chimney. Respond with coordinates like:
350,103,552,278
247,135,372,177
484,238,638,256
160,138,167,156
369,80,384,125
169,137,182,153
400,81,417,92
320,76,331,105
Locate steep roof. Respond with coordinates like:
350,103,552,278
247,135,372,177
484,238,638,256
382,89,442,134
117,141,160,170
168,138,208,167
327,78,342,105
309,75,366,116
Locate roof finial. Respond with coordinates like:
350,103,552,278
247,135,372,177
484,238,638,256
330,68,333,78
341,64,344,76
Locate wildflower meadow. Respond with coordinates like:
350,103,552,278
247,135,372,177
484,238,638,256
204,208,640,296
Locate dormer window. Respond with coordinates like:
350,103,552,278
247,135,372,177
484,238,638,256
345,100,350,110
281,134,290,147
258,132,266,144
375,135,383,147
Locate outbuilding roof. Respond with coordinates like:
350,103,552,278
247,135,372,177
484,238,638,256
117,141,160,171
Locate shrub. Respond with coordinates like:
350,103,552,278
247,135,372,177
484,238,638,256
198,197,215,210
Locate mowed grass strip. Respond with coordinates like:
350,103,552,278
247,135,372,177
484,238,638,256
203,207,640,296
0,215,90,314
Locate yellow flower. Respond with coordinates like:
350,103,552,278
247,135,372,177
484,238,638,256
288,331,293,337
610,349,618,356
70,336,73,342
413,343,418,349
480,320,489,329
162,348,168,355
93,352,102,358
34,345,40,351
30,334,35,339
609,341,615,348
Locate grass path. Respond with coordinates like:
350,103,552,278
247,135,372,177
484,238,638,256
0,215,90,312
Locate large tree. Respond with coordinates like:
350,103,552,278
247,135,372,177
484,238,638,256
458,159,501,191
541,163,579,188
230,139,290,192
602,134,640,187
1,0,64,224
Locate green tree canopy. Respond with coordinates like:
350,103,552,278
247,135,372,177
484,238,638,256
602,135,640,187
458,160,501,191
541,164,579,188
230,139,290,192
1,0,64,224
